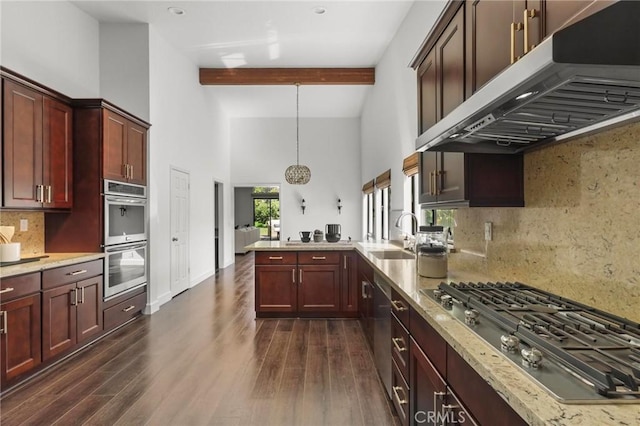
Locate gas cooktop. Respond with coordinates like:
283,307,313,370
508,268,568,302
422,282,640,404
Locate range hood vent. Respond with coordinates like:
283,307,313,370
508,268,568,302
416,1,640,154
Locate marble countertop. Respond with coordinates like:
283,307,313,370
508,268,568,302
246,240,355,251
0,253,105,279
348,241,638,426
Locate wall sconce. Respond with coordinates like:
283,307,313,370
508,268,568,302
337,198,342,214
301,198,306,214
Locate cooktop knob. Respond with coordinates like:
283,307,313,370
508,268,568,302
464,309,479,325
521,347,543,369
440,295,453,309
433,289,443,301
500,335,520,353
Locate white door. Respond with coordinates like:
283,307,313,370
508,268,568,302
170,168,190,296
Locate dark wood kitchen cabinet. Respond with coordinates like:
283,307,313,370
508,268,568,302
42,259,103,361
358,254,374,349
45,100,150,253
255,251,355,317
103,108,147,185
2,75,73,209
340,252,359,314
0,273,41,386
419,151,524,207
417,4,465,135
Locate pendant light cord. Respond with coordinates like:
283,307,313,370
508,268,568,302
296,83,300,166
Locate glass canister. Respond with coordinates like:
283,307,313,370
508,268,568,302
415,226,448,278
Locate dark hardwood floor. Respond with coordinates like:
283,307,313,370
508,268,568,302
1,252,398,425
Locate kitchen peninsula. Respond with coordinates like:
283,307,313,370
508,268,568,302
248,241,640,426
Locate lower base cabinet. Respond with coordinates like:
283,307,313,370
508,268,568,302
1,293,41,384
103,290,147,331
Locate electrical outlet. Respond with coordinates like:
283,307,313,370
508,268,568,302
484,222,492,241
20,219,28,232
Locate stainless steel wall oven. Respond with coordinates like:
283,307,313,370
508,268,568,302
103,180,148,300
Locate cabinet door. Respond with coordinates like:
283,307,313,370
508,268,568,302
126,121,147,185
42,283,77,361
465,0,515,94
103,109,127,183
418,48,438,134
543,0,611,37
255,265,297,313
0,294,41,384
419,151,438,204
76,275,103,344
340,252,358,313
2,79,43,208
437,6,465,119
409,338,447,426
437,152,465,203
43,97,73,208
298,264,341,312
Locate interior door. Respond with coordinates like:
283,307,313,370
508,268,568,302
170,168,190,296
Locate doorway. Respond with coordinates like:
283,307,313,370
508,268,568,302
214,180,223,273
170,167,190,297
252,187,280,240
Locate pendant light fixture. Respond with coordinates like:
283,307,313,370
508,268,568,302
285,83,311,185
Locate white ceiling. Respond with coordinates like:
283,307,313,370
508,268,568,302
71,0,418,118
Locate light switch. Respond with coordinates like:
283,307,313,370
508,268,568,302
20,219,28,232
484,222,492,241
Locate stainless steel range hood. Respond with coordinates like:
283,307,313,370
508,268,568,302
416,1,640,154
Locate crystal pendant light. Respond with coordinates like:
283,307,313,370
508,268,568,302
285,84,311,185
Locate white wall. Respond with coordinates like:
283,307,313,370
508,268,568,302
234,187,254,227
99,24,150,121
147,26,232,310
360,0,447,238
0,1,100,97
231,118,361,241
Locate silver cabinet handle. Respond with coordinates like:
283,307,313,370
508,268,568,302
122,305,136,312
36,184,44,203
292,269,296,284
0,311,7,334
71,288,78,306
130,164,134,179
67,269,87,276
392,386,408,405
344,256,347,269
311,256,326,260
122,164,128,179
46,185,52,203
391,300,408,312
392,337,407,353
269,256,283,260
299,269,303,283
0,287,15,295
81,287,85,304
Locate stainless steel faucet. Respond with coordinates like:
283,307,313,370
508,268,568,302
395,212,418,251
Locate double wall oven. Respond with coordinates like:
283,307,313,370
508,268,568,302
103,180,148,300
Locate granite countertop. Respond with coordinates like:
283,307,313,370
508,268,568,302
0,253,105,279
246,240,356,251
352,241,639,426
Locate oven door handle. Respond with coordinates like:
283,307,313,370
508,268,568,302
106,196,147,205
106,243,147,253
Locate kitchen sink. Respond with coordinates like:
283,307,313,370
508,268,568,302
369,250,414,260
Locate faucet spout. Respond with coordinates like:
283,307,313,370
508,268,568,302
394,212,418,235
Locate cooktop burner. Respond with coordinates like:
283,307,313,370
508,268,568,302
422,282,640,404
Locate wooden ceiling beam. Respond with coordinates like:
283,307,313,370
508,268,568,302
199,68,375,85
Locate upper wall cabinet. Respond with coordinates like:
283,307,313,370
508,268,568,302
103,109,147,185
2,74,73,210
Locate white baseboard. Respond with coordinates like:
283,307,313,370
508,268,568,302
191,269,216,288
144,290,173,314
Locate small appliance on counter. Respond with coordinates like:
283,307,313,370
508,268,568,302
415,226,447,278
325,224,341,242
0,226,20,262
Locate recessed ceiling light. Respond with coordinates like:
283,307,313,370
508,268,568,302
167,7,186,16
312,6,327,15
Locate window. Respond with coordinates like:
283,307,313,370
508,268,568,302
403,152,420,235
252,186,280,240
375,169,391,240
362,180,375,239
421,207,455,241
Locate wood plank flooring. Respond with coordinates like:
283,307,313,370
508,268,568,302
0,252,399,425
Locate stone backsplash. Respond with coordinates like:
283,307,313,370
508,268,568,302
0,211,45,256
450,121,640,323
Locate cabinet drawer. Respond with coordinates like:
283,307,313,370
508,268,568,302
0,273,40,302
298,251,340,264
390,288,410,329
43,259,103,289
391,358,410,426
410,308,447,377
392,312,410,380
255,252,297,265
104,291,146,331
